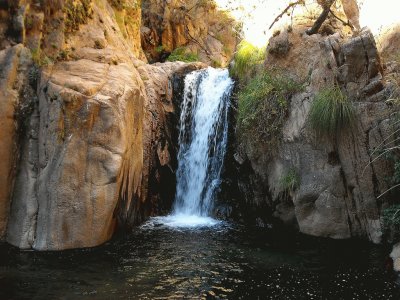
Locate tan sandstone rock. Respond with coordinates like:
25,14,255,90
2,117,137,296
4,0,206,250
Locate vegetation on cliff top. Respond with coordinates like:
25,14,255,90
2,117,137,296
230,41,265,82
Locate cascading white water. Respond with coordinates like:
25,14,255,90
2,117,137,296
146,67,233,228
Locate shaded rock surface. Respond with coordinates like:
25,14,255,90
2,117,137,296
234,27,398,243
0,44,34,239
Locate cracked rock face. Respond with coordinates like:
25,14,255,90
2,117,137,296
236,28,397,243
1,0,205,250
141,0,238,66
0,44,34,239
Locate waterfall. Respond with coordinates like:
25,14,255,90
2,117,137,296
173,67,233,216
148,67,233,228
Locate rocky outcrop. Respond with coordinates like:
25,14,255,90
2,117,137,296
0,0,206,250
235,28,397,243
0,44,34,239
141,0,238,66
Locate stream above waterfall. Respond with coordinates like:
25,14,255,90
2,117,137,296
1,224,399,299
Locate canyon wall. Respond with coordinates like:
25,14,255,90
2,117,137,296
232,22,399,243
0,0,212,250
141,0,238,66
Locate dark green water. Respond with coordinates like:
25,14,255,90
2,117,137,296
1,221,399,299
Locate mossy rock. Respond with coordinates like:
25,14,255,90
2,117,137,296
63,0,93,34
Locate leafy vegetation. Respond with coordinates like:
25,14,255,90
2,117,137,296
280,168,300,192
383,204,400,241
237,70,303,151
108,0,140,10
155,45,164,53
230,41,265,82
166,47,199,63
372,111,400,241
308,87,355,137
63,0,93,33
31,48,53,66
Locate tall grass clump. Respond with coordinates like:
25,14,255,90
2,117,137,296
280,168,300,192
166,47,199,63
230,40,265,82
237,71,303,150
308,87,355,137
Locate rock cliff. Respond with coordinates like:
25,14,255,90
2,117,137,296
141,0,238,66
0,0,210,250
233,25,399,244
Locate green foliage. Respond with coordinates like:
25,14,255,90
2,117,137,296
308,87,355,137
108,0,140,10
166,47,199,63
383,204,400,240
237,71,303,151
280,168,300,192
211,59,222,68
31,48,53,66
155,45,164,53
63,0,93,33
57,49,70,61
230,40,265,82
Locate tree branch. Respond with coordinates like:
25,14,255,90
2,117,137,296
306,0,335,35
269,0,305,30
329,9,354,29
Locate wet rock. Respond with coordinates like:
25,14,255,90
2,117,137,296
0,44,33,240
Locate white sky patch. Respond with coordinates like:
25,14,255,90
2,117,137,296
215,0,400,47
359,0,399,37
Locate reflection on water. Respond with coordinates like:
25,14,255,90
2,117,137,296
1,223,399,299
143,215,221,229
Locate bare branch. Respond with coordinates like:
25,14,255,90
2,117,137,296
269,0,305,30
329,9,353,29
306,0,336,35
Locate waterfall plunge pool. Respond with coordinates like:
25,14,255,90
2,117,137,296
1,224,399,299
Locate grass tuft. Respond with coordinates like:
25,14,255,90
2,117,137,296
166,47,199,63
280,168,300,192
237,71,304,151
230,40,265,82
308,87,355,137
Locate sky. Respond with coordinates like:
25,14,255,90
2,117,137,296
215,0,399,47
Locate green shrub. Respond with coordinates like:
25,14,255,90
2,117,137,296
166,47,199,63
31,48,53,66
155,45,164,53
308,87,355,137
383,204,400,240
230,40,265,82
64,0,93,33
237,71,303,151
280,168,300,192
